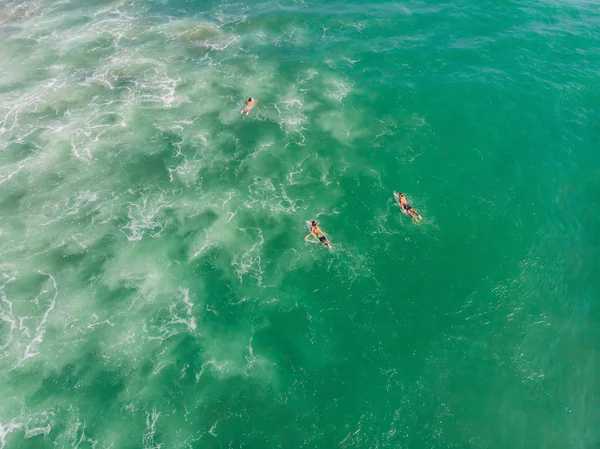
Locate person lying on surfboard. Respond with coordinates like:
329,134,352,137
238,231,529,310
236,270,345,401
395,191,422,221
240,97,257,116
305,220,331,249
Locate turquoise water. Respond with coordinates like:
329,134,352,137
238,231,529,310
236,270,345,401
1,0,599,447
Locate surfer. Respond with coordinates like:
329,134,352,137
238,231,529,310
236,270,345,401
305,220,331,249
395,191,422,221
240,97,257,116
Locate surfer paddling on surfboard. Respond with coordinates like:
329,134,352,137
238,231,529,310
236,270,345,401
305,220,331,249
394,191,422,221
240,97,257,116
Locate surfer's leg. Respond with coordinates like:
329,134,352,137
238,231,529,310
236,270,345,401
319,236,330,248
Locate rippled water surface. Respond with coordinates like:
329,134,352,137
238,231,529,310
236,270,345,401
1,0,599,447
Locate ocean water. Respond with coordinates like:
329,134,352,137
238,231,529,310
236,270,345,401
1,0,599,447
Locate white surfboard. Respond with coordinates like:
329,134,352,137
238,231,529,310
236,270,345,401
394,192,407,214
394,192,422,221
305,220,332,250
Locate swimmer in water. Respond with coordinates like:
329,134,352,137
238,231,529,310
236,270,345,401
395,191,422,221
305,220,331,249
240,97,257,116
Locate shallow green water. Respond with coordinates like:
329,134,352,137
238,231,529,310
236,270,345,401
1,0,599,447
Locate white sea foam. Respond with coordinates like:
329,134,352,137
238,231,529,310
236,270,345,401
0,1,364,447
245,177,303,214
120,195,172,242
165,287,196,332
0,407,55,449
232,227,265,285
22,272,58,360
0,419,21,449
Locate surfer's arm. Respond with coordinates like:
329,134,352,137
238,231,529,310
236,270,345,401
305,232,313,240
